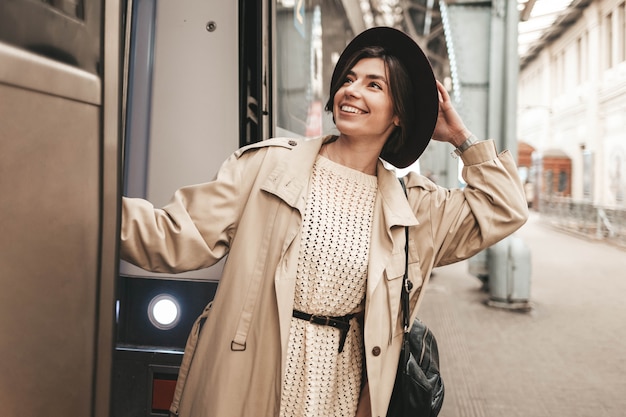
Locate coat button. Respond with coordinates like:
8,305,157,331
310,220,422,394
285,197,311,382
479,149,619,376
372,346,381,356
288,140,297,146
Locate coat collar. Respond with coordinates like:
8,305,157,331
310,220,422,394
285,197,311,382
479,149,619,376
260,134,419,229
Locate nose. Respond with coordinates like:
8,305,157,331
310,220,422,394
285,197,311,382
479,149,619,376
343,80,362,97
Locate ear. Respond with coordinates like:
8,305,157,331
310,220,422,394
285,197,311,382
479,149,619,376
393,115,400,127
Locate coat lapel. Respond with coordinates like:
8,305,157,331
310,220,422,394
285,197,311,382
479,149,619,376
366,162,418,296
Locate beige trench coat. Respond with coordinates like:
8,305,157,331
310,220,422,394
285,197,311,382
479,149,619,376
120,135,528,417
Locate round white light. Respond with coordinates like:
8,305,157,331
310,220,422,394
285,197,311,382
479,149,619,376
147,294,181,330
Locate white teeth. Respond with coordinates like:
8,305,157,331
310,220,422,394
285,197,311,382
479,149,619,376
341,105,363,114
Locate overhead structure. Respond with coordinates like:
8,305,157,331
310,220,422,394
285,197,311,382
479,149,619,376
342,1,519,185
518,0,593,69
399,0,450,82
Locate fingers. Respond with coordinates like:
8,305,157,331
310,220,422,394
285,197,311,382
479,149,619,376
435,80,449,104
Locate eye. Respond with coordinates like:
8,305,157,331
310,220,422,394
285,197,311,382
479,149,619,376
343,77,354,85
370,81,382,90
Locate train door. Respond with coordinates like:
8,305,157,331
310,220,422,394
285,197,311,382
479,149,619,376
0,0,122,416
112,0,270,415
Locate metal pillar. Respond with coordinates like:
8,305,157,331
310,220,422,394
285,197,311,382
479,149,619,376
440,0,530,309
440,0,519,154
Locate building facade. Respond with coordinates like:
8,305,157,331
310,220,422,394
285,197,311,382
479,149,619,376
518,0,626,208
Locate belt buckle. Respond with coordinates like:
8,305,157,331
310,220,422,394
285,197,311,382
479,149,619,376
310,314,330,326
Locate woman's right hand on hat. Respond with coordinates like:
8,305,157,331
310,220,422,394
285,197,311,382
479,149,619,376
431,80,472,147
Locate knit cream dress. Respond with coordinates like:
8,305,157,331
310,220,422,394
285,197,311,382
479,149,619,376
279,155,378,417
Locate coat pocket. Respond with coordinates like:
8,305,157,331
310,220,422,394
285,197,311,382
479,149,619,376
385,251,407,281
169,301,213,417
385,252,424,288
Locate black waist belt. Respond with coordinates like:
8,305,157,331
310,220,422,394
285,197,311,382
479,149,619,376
292,309,363,353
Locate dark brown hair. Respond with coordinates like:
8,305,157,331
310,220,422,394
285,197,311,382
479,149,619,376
324,45,416,157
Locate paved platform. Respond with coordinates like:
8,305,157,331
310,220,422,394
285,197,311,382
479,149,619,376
418,212,626,417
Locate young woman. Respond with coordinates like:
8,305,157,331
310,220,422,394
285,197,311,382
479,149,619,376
120,27,528,417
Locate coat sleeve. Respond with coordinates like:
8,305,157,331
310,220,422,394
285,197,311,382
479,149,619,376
406,139,529,267
120,147,266,273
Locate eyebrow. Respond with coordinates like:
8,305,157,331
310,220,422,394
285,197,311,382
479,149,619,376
347,70,389,85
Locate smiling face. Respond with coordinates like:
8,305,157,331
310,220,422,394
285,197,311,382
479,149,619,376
332,57,400,146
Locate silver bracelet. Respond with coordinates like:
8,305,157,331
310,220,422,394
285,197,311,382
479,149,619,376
453,134,478,157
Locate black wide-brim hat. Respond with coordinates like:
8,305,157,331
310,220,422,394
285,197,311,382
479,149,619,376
331,27,438,168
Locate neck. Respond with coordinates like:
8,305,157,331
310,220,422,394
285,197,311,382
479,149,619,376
322,136,380,175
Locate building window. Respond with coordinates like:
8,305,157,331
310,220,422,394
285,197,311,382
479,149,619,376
605,12,614,69
576,37,581,85
620,2,626,63
558,170,568,193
